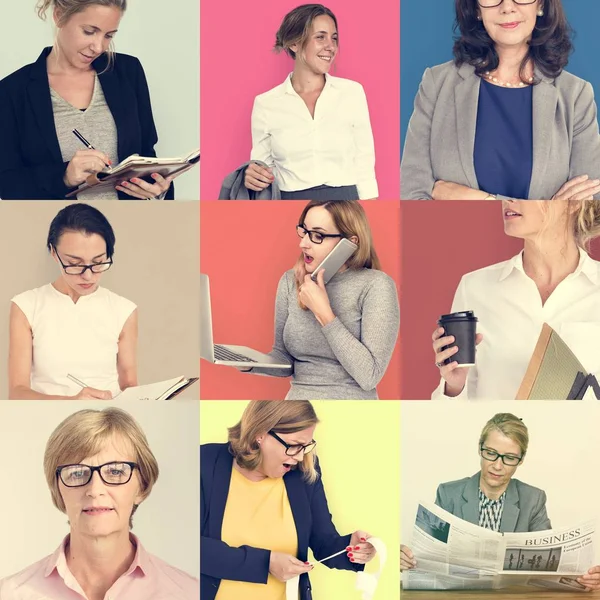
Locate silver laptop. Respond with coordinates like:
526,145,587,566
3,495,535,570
200,274,291,369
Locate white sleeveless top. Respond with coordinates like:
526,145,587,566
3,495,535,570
11,284,136,397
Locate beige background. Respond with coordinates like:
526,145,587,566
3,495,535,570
0,201,199,399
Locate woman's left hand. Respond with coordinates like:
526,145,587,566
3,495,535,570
115,173,173,199
346,530,377,564
432,181,491,200
577,565,600,591
299,272,335,326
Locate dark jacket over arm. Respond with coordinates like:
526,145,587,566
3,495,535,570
200,443,362,600
0,47,173,200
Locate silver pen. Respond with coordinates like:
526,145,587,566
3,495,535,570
67,373,88,388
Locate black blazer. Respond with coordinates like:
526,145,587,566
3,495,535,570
0,47,173,200
201,443,363,600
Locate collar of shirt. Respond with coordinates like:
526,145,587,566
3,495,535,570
498,247,599,285
283,72,336,97
478,488,506,508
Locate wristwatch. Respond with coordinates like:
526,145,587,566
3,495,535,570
483,194,497,200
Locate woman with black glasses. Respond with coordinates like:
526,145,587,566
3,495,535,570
401,0,600,200
201,400,377,600
239,200,399,400
8,203,137,399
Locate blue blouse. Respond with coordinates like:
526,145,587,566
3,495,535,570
474,79,533,199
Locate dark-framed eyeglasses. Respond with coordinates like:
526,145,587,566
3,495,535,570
268,430,317,457
53,247,113,275
478,0,537,7
56,461,138,487
480,446,523,466
296,224,344,245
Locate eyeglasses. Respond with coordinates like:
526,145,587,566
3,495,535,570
53,247,113,275
478,0,537,7
56,461,138,487
480,446,523,466
296,224,344,245
268,430,317,457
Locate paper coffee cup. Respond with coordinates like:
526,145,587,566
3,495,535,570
437,311,478,367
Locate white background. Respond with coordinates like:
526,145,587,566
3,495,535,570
401,401,600,563
0,0,200,200
0,400,199,578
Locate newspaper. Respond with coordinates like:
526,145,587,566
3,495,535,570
403,500,596,592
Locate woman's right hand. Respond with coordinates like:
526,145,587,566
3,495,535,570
401,544,417,571
64,149,112,187
551,175,600,201
269,551,313,582
244,162,274,191
72,387,113,400
432,327,483,397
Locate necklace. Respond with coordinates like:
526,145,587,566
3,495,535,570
483,71,534,87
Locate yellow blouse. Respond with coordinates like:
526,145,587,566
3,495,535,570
216,466,299,600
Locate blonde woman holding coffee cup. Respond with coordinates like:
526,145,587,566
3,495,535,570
431,200,600,400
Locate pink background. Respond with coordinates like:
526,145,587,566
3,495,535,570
200,201,402,399
200,0,400,200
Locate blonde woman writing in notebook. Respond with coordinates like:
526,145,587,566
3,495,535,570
201,400,376,600
239,200,399,400
0,407,199,598
0,0,173,200
244,4,378,200
432,200,600,400
9,204,137,400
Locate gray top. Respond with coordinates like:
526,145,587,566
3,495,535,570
251,267,400,400
401,61,600,200
50,74,119,200
435,472,551,533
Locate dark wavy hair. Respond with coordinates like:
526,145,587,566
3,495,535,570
453,0,573,83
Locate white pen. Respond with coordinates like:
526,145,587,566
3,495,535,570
67,374,88,388
314,548,348,564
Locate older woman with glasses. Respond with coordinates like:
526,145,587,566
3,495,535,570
8,203,137,400
201,400,377,600
400,413,600,591
0,407,199,598
237,200,399,400
401,0,600,200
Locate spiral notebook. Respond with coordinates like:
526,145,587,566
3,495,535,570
114,376,199,401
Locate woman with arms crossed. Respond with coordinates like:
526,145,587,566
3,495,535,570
432,200,600,399
201,400,377,600
0,0,173,200
245,4,378,200
9,204,137,399
401,0,600,201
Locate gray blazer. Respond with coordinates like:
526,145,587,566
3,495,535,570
401,61,600,200
435,472,551,533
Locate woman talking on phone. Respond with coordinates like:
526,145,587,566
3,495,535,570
0,0,173,200
239,200,399,400
401,0,600,200
244,4,378,200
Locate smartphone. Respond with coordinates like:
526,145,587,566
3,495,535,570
310,238,358,284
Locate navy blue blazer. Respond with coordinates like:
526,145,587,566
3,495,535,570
0,47,173,200
201,443,363,600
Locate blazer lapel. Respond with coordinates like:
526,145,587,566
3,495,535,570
459,472,481,525
500,479,520,533
454,64,480,189
529,75,558,199
284,471,310,561
208,446,233,538
27,48,64,163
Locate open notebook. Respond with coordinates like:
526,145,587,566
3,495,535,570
516,324,599,400
66,148,200,198
113,376,198,401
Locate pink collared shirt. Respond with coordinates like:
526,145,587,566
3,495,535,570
0,535,199,600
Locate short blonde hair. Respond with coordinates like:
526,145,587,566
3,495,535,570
479,413,529,456
44,408,159,521
228,401,320,483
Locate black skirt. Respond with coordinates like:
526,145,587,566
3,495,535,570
280,184,359,201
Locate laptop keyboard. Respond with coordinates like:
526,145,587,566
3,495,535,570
214,345,258,363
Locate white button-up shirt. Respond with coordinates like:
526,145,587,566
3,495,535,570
432,248,600,400
250,73,378,199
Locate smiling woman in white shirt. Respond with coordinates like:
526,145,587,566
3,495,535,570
8,203,137,400
244,4,378,201
431,200,600,400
